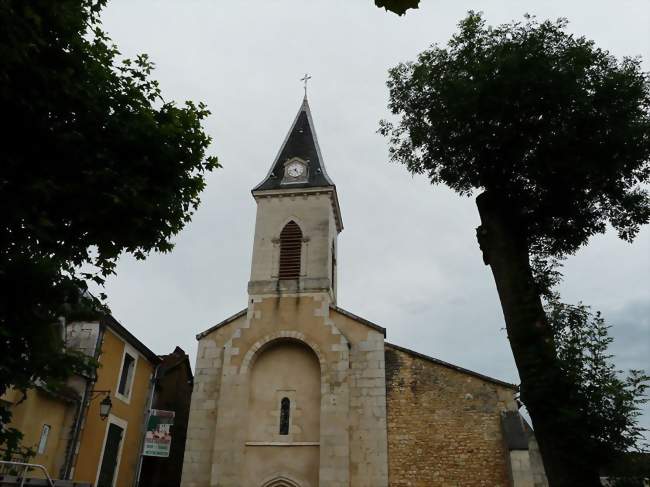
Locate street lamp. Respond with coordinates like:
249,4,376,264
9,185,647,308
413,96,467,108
90,390,112,420
99,395,112,420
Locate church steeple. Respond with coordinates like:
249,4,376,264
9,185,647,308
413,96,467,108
253,97,335,192
248,96,342,301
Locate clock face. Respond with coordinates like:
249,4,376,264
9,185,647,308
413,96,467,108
287,162,305,178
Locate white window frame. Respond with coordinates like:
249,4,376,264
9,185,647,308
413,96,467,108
115,343,138,404
95,414,128,487
37,424,50,454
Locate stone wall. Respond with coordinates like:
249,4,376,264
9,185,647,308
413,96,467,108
331,308,388,487
385,344,518,487
180,311,240,487
527,434,549,487
181,297,392,487
248,191,338,298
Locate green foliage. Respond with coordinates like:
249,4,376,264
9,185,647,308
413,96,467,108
0,0,217,450
0,443,35,475
606,452,650,486
0,411,25,462
530,259,649,461
381,12,650,482
380,12,650,259
545,299,648,461
375,0,420,16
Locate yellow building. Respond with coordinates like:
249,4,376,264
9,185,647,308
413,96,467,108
0,385,77,479
2,314,160,487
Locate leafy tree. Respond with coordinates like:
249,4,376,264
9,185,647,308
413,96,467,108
375,0,420,16
547,298,648,456
606,452,650,486
0,0,218,450
380,12,650,486
533,260,649,463
548,297,649,486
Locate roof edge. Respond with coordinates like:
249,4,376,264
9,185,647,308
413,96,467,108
160,354,194,380
101,314,162,365
252,96,334,192
385,342,518,390
196,308,247,340
329,305,386,337
35,383,81,404
252,186,343,232
301,96,333,184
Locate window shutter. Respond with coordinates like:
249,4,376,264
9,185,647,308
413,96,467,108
279,221,302,280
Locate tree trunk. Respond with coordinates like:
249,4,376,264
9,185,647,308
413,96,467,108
475,191,601,487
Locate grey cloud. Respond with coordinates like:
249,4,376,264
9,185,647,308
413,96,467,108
607,300,650,372
95,0,650,439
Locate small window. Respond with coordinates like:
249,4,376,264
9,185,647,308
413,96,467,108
279,397,290,435
117,352,136,398
37,424,50,454
279,221,302,280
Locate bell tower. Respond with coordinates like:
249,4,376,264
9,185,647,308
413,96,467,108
248,96,343,302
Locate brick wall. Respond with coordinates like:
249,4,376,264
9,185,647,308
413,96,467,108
385,344,517,487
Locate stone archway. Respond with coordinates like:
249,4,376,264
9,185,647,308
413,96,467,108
246,338,321,442
240,331,327,379
261,475,301,487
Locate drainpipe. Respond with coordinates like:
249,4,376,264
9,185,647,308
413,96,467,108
134,363,160,487
62,323,105,479
61,384,88,480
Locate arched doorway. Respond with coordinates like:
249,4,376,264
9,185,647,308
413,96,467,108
261,476,301,487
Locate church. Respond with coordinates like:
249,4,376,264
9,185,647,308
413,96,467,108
180,97,548,487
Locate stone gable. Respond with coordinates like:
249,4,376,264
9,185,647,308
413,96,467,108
385,344,518,487
181,297,390,487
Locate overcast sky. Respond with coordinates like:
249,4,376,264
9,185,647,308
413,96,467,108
97,0,650,434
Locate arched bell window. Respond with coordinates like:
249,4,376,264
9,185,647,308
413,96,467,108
279,221,302,280
279,397,290,435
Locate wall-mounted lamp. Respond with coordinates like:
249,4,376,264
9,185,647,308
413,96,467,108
99,395,112,420
90,390,112,420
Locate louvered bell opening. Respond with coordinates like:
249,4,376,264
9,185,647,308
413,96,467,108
279,221,302,280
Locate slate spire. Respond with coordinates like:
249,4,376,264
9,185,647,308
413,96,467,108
253,96,335,192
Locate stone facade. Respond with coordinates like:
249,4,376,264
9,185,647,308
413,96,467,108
385,344,518,486
180,297,390,487
248,189,340,299
180,97,547,486
181,300,545,487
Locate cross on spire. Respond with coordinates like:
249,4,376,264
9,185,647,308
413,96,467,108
300,73,312,98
